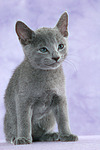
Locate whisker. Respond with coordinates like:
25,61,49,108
64,59,77,72
67,54,78,58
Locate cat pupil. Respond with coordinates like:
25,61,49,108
58,44,64,50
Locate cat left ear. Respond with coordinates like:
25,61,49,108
15,21,35,45
56,12,68,37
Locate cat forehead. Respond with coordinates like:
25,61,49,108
35,27,62,39
33,27,64,45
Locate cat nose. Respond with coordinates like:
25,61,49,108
52,57,60,62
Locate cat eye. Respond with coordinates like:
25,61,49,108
58,44,64,50
39,47,48,53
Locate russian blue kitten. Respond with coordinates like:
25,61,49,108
4,12,78,145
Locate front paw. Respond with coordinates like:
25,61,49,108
40,132,59,141
13,137,32,145
60,134,78,142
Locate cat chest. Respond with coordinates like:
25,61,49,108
31,88,61,120
32,98,52,120
24,74,64,98
29,68,64,88
31,91,54,120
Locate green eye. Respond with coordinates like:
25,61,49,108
58,44,64,50
39,47,48,53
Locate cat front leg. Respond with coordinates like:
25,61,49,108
13,99,32,145
52,95,78,142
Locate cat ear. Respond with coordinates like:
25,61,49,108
15,21,35,45
56,12,68,37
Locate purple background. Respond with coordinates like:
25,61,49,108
0,0,100,142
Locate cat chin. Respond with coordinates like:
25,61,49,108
32,64,61,70
44,62,62,70
42,66,60,70
41,65,61,70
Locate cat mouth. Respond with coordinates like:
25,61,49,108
46,62,60,67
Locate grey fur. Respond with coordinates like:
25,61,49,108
4,12,78,145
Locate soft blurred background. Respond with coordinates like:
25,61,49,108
0,0,100,142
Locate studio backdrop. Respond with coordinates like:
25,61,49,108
0,0,100,142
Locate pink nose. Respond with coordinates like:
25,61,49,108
52,57,60,62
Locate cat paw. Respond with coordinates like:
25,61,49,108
12,137,32,145
60,134,78,142
40,132,59,141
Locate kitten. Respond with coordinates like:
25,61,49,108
4,12,78,145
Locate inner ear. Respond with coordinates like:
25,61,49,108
56,12,68,37
15,21,34,44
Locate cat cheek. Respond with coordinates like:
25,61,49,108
64,54,67,59
61,53,67,60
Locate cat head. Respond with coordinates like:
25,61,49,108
15,12,68,70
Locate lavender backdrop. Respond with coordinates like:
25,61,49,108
0,0,100,142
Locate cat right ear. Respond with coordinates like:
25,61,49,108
15,21,35,45
55,12,68,37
